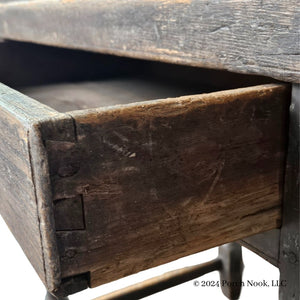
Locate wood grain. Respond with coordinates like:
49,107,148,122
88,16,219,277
279,84,299,299
0,99,46,283
240,229,280,266
0,83,67,293
54,196,85,231
45,84,290,288
0,80,291,294
21,73,278,114
22,79,209,113
0,0,298,82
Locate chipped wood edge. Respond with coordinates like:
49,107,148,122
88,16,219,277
29,112,86,295
28,120,62,293
69,83,289,119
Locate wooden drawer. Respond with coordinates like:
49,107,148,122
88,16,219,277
0,67,290,296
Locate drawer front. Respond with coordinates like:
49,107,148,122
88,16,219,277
0,82,290,294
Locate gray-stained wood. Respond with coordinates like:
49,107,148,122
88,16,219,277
0,83,63,292
0,1,297,298
0,81,291,294
0,0,298,82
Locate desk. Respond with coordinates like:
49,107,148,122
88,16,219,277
0,1,298,299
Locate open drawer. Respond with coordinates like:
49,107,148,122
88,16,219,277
0,43,290,297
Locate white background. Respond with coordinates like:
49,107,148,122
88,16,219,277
0,215,279,300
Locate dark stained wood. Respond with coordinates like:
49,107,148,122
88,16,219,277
0,79,291,295
0,83,68,293
0,39,280,93
21,79,208,112
279,84,299,299
54,196,85,231
45,292,69,300
92,258,222,300
239,229,280,267
45,84,289,288
0,1,298,83
21,74,278,114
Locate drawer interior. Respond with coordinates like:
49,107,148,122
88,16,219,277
21,78,217,112
0,40,280,112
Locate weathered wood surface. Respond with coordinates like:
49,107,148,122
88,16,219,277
0,83,67,293
239,229,280,267
0,91,45,283
21,72,278,113
0,39,279,92
0,80,291,295
22,79,207,113
45,84,289,288
278,84,299,299
0,0,298,83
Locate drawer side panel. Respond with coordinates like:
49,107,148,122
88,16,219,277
0,83,72,293
49,84,290,287
0,105,46,284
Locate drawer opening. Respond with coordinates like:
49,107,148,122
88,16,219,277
0,40,282,113
0,39,290,295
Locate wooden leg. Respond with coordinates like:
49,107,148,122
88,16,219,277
45,291,69,300
219,243,244,300
278,84,299,299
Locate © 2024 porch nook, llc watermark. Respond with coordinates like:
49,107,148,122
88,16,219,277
193,279,287,288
